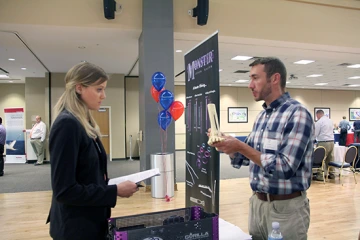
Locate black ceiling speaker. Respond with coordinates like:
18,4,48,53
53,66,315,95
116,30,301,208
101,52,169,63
192,0,209,26
104,0,116,20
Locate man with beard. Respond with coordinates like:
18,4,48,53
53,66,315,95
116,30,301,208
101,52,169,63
209,57,314,240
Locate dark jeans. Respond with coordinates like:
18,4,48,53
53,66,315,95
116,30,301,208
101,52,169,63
0,143,4,174
354,130,360,143
339,129,347,146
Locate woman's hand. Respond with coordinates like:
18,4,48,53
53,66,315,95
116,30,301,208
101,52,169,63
116,181,138,198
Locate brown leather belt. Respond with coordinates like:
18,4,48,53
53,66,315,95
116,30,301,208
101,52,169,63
255,191,301,202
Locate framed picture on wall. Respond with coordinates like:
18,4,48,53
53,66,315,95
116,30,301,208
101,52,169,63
349,108,360,121
314,107,330,121
228,107,248,123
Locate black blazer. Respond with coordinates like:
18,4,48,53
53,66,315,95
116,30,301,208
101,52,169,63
47,110,117,240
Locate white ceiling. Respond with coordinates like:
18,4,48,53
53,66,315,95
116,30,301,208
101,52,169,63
0,23,360,90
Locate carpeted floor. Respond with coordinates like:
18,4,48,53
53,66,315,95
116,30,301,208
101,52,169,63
0,151,249,193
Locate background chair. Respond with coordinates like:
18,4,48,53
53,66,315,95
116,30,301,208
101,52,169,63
313,146,327,184
327,145,358,186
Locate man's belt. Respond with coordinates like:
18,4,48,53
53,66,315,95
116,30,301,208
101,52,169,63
317,140,333,143
31,138,41,140
255,191,301,202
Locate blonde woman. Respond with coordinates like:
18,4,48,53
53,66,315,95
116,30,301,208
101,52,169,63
46,62,138,240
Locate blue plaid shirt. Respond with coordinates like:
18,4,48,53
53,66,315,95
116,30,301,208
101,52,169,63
231,92,314,194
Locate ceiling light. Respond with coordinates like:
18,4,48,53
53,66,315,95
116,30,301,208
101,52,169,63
231,55,253,61
175,50,182,53
347,64,360,68
293,60,314,65
78,46,86,49
348,84,360,87
9,81,13,83
228,84,232,86
314,83,328,86
286,81,291,84
348,76,360,79
307,74,323,78
8,58,15,61
235,80,249,83
219,69,223,72
21,67,27,70
0,75,9,78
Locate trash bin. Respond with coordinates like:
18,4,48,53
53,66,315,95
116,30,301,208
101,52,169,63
151,153,174,199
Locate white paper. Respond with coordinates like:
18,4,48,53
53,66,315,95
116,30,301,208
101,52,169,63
219,218,252,240
108,168,161,185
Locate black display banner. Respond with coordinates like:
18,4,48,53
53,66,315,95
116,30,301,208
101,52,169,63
184,32,220,214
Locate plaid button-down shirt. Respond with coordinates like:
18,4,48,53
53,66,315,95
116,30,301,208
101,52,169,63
231,92,314,194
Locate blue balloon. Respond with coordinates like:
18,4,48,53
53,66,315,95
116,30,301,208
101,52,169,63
159,90,174,110
152,72,166,91
158,110,172,130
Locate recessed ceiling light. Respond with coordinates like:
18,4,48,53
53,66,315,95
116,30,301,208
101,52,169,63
21,67,27,70
314,83,328,86
348,84,360,87
78,46,86,49
219,69,223,72
231,55,253,61
235,80,249,83
175,50,182,53
286,81,291,84
347,64,360,68
8,58,15,61
293,60,314,65
0,75,9,78
307,74,323,78
9,81,13,83
228,84,232,86
348,76,360,79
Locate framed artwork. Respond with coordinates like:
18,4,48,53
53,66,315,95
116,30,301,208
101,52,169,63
314,107,330,121
349,108,360,121
228,107,248,123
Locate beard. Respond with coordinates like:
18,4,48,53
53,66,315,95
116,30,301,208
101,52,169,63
256,82,272,102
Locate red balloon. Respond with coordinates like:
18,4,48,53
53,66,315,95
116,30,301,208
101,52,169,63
150,86,164,103
170,101,184,121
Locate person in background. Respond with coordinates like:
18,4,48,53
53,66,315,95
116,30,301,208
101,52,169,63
338,116,351,146
353,119,360,143
29,115,47,166
0,117,6,176
314,110,335,181
46,62,138,240
209,57,313,240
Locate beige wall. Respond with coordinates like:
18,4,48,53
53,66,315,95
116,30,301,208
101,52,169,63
50,73,126,159
174,86,360,149
25,77,48,129
125,77,140,158
3,81,360,153
103,74,126,159
0,84,25,124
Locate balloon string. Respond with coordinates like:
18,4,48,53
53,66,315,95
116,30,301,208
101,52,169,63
158,105,164,153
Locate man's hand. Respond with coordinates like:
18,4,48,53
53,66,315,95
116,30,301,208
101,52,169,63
211,135,242,155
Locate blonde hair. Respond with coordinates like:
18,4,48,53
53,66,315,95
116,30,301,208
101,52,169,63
53,62,108,138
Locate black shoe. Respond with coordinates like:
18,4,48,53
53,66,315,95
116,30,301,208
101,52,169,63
34,163,42,166
0,172,3,176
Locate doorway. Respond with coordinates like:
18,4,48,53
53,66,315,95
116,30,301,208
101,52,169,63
91,107,112,160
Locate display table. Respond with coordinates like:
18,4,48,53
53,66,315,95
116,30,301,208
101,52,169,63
334,132,355,146
333,145,347,162
219,218,252,239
